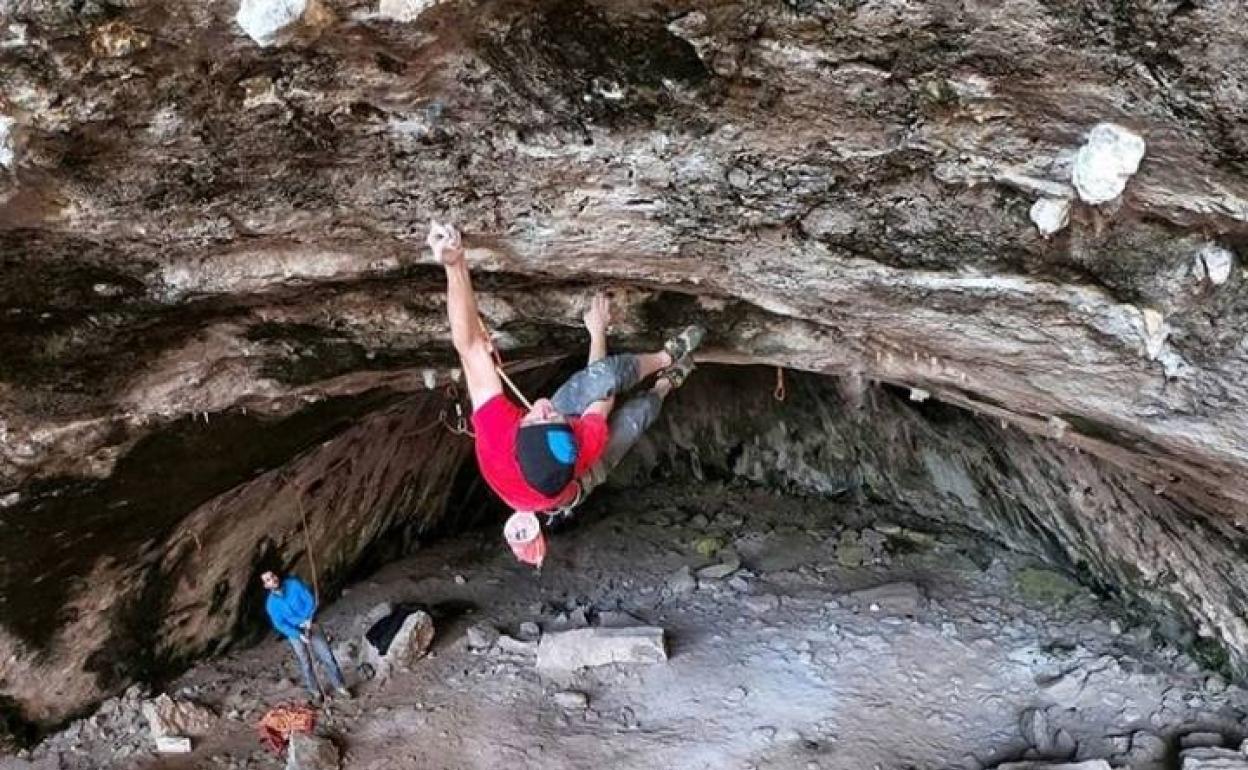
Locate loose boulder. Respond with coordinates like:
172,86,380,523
141,694,216,742
465,623,500,652
362,605,435,678
536,627,667,671
287,733,340,770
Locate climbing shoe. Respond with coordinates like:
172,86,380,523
664,325,706,362
658,353,696,389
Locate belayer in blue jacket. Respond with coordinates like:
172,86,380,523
261,571,351,704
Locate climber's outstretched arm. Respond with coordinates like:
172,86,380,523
581,292,614,417
584,292,610,367
429,223,502,409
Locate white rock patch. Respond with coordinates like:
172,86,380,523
1072,123,1146,205
378,0,435,22
0,114,15,168
1139,307,1167,361
1030,196,1071,237
236,0,331,47
1196,243,1235,285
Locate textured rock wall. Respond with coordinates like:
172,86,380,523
2,0,1248,732
623,366,1248,670
0,390,476,724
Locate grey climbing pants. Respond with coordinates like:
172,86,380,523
550,354,643,415
550,354,665,494
289,627,345,695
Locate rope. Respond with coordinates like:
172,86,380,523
479,318,533,410
774,367,786,402
293,487,321,605
284,381,473,609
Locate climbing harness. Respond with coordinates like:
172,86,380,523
547,479,586,521
774,367,787,402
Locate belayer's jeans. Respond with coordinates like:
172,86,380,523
288,627,346,695
550,354,666,491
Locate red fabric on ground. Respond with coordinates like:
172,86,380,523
257,704,317,754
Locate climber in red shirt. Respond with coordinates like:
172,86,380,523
429,222,703,566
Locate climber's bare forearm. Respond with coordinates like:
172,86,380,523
588,330,607,366
445,262,489,357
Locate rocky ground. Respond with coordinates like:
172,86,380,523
7,483,1248,770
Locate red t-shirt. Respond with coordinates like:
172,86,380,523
472,394,609,512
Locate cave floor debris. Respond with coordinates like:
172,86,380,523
9,484,1248,770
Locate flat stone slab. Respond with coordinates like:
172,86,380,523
842,582,927,617
1182,748,1248,770
287,733,340,770
154,735,192,754
996,761,1110,770
536,627,667,671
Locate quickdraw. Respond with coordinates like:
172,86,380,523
439,382,475,437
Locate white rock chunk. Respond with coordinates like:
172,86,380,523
141,694,216,739
553,690,589,709
1197,243,1235,285
236,0,332,47
287,733,340,770
154,735,193,754
0,114,15,168
379,0,435,22
536,627,667,671
1030,197,1071,237
1139,307,1168,361
1072,123,1146,205
2,23,30,49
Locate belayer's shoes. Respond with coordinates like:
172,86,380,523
658,353,696,389
664,325,705,362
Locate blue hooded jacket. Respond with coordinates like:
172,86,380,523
265,576,316,640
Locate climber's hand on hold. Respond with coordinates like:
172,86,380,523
428,221,464,267
583,292,611,338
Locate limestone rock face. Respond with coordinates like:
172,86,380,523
1,0,1248,731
